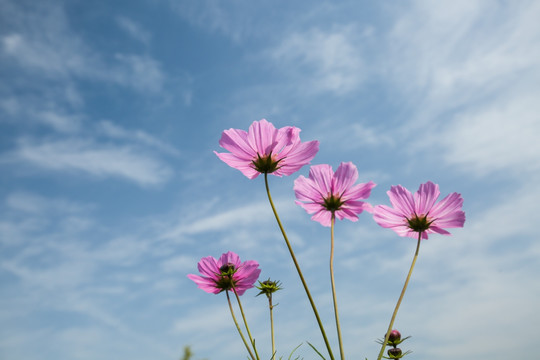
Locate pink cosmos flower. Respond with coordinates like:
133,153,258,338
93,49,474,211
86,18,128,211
215,119,319,179
371,181,465,239
187,251,261,295
294,162,376,227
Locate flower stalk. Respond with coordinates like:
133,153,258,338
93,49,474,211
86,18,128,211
257,279,281,359
264,172,335,360
376,232,422,360
233,288,260,360
330,214,345,360
226,290,257,360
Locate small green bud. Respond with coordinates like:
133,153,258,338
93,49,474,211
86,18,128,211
256,278,282,298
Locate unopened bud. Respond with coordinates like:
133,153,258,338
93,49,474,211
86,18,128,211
387,347,402,358
388,329,401,344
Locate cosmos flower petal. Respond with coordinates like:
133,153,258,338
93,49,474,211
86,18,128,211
335,207,359,222
414,181,440,215
373,204,407,228
430,192,465,223
342,181,376,202
187,274,221,294
219,251,241,267
387,185,416,216
213,152,260,179
247,119,278,155
307,164,334,196
294,175,325,203
276,140,319,176
310,209,333,227
218,128,253,159
197,256,219,277
272,126,296,155
333,162,358,195
428,226,452,235
294,201,324,215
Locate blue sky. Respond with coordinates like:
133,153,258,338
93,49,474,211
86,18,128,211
1,0,539,359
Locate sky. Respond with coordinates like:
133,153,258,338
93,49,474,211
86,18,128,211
1,0,539,359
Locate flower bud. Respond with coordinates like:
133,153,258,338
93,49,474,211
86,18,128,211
388,329,401,344
387,347,402,358
256,278,282,298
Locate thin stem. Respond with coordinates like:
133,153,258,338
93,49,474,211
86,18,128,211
233,289,261,360
268,295,276,360
226,290,257,360
376,232,423,360
264,173,335,360
330,214,345,360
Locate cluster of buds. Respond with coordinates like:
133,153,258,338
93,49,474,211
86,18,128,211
380,330,412,359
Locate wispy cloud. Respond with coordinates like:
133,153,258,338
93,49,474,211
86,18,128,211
97,120,180,157
383,0,540,118
437,92,540,177
116,16,152,45
11,138,173,186
1,1,165,94
270,26,367,95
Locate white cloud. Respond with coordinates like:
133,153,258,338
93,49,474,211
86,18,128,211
6,191,91,215
112,54,165,93
439,92,540,177
1,2,165,93
12,138,173,186
97,120,180,156
116,16,151,45
270,26,366,95
384,0,540,118
375,0,540,179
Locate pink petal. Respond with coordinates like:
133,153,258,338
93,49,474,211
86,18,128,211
414,181,440,215
218,128,254,159
294,176,325,203
387,185,416,216
214,152,260,179
308,164,334,196
197,256,219,277
333,162,358,195
311,210,333,227
247,119,277,155
342,181,376,202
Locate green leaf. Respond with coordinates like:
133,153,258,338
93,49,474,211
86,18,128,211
306,342,326,360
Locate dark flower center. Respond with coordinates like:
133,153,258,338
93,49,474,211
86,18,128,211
323,194,344,212
252,153,281,174
215,263,236,292
406,214,433,232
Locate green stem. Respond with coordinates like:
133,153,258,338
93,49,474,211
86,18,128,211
376,232,423,360
233,288,260,360
226,290,257,360
269,295,276,360
264,172,335,360
330,214,345,360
